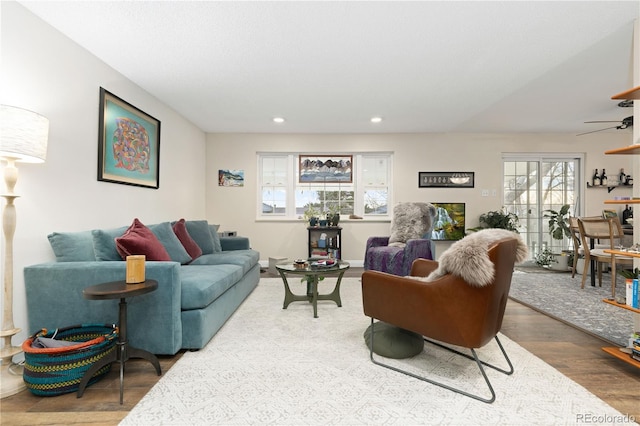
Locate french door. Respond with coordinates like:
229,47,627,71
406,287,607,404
503,154,583,260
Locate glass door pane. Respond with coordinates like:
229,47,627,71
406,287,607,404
504,156,580,260
504,160,539,259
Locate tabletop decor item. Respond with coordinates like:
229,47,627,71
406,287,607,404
125,255,146,284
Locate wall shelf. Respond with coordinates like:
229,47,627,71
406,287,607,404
601,297,640,314
604,200,640,204
611,85,640,100
601,347,640,368
587,183,632,193
600,299,639,369
600,129,640,369
605,145,640,155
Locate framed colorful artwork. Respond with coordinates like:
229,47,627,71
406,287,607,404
97,87,161,189
299,155,352,183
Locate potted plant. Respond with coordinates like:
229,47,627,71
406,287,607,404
534,248,557,268
543,204,571,241
327,204,341,226
618,267,640,280
303,205,320,226
542,204,572,271
468,207,519,233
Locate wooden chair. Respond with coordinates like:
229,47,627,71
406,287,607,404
569,217,581,278
577,216,633,298
569,216,602,278
361,236,520,403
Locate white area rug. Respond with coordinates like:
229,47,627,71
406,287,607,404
121,278,635,426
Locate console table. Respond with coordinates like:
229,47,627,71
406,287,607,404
77,280,162,404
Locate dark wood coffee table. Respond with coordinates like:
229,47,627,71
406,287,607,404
275,261,350,318
77,280,162,404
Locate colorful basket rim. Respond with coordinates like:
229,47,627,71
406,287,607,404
22,323,118,355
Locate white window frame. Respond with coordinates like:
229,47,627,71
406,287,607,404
257,152,393,221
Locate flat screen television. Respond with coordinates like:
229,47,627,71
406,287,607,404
431,203,466,241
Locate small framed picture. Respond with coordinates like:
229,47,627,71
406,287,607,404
97,87,161,189
419,172,474,188
218,169,245,187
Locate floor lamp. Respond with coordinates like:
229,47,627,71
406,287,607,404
0,105,49,398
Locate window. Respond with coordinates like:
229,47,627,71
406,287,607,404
258,153,393,219
260,155,288,215
361,155,390,215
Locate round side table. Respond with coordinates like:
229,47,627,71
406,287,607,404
77,280,162,404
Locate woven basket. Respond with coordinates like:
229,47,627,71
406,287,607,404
22,324,118,396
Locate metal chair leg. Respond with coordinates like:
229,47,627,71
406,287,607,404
367,319,514,404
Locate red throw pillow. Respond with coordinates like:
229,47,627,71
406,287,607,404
172,218,203,260
116,218,171,261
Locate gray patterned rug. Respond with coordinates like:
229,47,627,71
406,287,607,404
509,267,635,347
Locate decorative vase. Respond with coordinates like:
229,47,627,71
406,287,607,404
309,217,318,227
330,213,340,227
319,219,328,227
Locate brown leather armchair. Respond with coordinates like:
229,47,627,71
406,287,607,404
361,236,519,403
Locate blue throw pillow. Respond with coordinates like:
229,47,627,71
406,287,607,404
209,224,223,253
148,222,192,264
185,220,216,255
92,226,128,261
48,231,96,262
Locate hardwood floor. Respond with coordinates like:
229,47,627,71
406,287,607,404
1,268,638,425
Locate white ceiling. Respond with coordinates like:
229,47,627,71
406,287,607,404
18,1,640,134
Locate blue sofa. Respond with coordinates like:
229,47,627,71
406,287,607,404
24,219,260,355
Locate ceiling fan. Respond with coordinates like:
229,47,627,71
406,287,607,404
577,115,634,136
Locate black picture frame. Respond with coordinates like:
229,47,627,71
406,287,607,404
98,87,161,189
418,172,474,188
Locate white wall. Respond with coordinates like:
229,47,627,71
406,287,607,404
0,2,207,346
206,132,634,264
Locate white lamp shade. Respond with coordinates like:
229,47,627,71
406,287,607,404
0,105,49,163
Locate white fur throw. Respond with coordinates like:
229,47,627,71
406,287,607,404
414,228,528,287
388,202,436,247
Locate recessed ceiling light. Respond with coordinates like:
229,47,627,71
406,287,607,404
273,117,285,123
370,117,383,123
